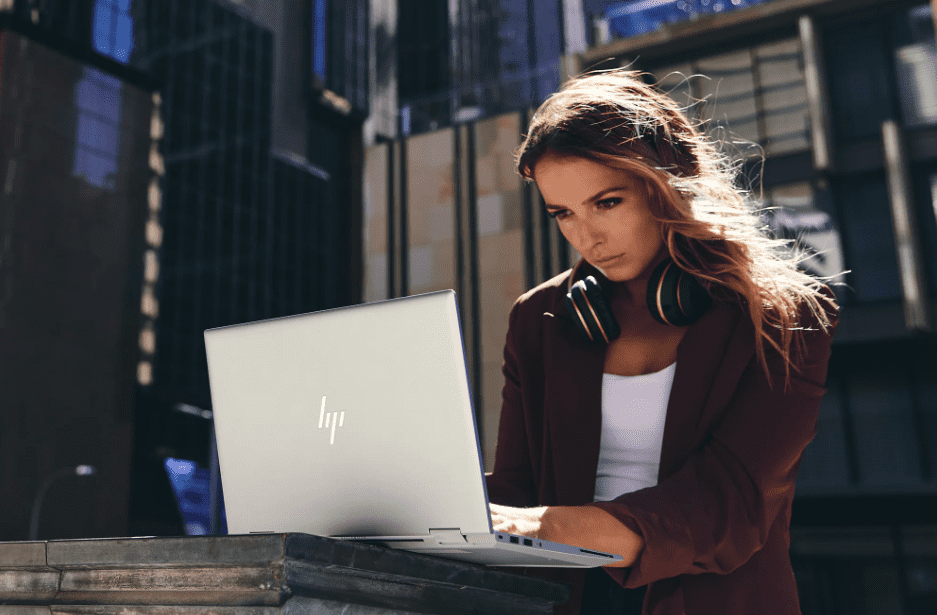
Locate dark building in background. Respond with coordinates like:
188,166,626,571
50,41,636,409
0,0,368,538
0,6,156,540
124,0,368,535
396,0,586,135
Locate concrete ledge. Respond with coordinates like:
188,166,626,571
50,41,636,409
0,542,47,568
0,569,60,603
0,535,569,615
46,535,287,569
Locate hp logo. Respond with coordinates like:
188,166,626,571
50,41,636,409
318,396,345,444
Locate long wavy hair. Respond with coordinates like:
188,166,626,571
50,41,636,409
515,69,837,386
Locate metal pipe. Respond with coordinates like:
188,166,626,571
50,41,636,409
799,15,833,172
882,119,931,331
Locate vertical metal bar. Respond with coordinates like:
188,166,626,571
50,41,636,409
526,0,538,104
799,15,834,172
467,122,483,444
521,182,534,291
399,136,409,297
385,139,395,299
882,119,931,331
837,372,862,487
932,0,937,41
539,189,553,282
749,48,768,151
891,525,913,615
556,0,566,56
521,131,536,291
907,345,933,482
454,126,464,319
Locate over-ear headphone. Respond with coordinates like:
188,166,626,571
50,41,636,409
565,257,712,344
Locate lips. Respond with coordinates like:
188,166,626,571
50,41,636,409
593,254,622,266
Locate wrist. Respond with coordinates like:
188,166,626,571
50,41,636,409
538,506,567,543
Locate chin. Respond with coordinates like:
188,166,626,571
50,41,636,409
594,266,631,283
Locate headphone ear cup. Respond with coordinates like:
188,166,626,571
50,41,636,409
565,276,621,344
647,259,712,326
676,270,712,325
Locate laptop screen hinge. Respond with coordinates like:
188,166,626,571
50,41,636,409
428,528,467,544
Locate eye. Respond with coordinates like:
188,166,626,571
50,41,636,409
596,198,621,209
545,209,569,220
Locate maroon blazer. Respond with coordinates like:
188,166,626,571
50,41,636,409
485,262,836,615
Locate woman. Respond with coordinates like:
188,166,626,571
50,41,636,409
484,70,837,615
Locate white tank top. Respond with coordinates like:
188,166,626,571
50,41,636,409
593,362,677,502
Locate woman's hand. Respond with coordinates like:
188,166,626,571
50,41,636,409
489,503,549,539
489,503,644,567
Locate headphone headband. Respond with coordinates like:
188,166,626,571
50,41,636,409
564,257,711,343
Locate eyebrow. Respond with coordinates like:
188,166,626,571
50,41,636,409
542,186,631,211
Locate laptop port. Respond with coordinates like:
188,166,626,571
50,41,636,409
523,538,532,546
509,536,519,544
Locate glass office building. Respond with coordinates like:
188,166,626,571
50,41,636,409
0,6,155,540
397,0,583,135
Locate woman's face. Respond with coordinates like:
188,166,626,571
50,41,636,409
533,152,666,285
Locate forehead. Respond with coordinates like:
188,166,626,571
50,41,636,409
533,153,636,202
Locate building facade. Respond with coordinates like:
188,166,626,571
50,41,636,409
391,0,587,136
366,0,937,612
0,2,156,540
0,0,369,538
126,0,367,535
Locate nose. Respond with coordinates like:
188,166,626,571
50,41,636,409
574,215,606,252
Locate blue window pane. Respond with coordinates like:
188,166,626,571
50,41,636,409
93,1,114,56
113,14,135,63
164,458,211,536
796,377,851,494
836,177,903,302
824,20,894,141
73,67,122,190
76,116,119,153
313,0,327,80
849,369,923,488
93,0,134,64
73,148,118,188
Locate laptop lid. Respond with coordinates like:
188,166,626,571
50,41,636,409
204,290,493,538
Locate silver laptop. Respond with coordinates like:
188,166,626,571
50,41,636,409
204,290,621,567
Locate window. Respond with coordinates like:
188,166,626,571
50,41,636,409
312,0,327,82
763,182,846,286
893,4,937,127
651,37,810,158
93,0,134,64
73,68,122,189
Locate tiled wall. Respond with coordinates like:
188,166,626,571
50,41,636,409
473,114,525,470
406,128,456,295
364,142,389,303
363,112,529,469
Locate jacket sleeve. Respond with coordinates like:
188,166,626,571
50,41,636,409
485,298,539,508
589,314,837,588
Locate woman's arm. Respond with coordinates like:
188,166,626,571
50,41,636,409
589,316,836,587
489,503,645,568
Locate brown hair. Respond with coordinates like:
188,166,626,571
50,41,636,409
516,69,837,387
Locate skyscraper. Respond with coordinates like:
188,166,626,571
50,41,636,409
0,1,156,540
125,0,368,534
395,0,587,136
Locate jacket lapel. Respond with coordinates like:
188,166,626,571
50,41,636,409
658,302,749,481
542,310,606,505
539,263,752,503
